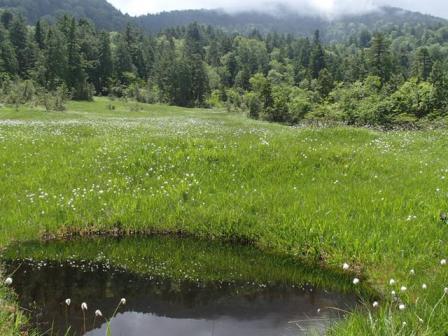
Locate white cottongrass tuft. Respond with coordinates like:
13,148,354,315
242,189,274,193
389,279,396,286
4,277,12,285
342,263,350,271
444,288,448,295
120,298,126,305
65,298,71,306
353,278,360,285
399,303,406,310
81,302,88,311
391,290,396,296
95,309,102,317
441,259,447,266
410,269,415,276
422,283,427,290
400,286,407,292
372,301,379,308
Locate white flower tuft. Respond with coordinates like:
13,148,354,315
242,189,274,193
399,303,406,310
342,263,350,271
389,279,396,286
81,302,88,311
120,298,126,305
4,277,12,286
372,301,379,308
65,298,71,306
95,309,102,317
353,278,360,285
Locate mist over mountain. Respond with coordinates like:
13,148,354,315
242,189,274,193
108,0,448,19
0,0,446,41
135,6,447,41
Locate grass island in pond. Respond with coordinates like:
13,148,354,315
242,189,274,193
0,99,448,335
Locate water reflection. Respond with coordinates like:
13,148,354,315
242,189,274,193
2,237,358,336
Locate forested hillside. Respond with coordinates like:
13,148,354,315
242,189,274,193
1,8,448,126
0,0,446,41
0,0,131,30
136,7,447,42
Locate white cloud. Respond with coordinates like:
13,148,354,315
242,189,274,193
107,0,448,18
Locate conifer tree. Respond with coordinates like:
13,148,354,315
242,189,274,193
413,47,433,81
114,36,134,83
430,60,448,110
35,20,45,49
44,28,66,90
309,30,325,79
97,31,113,94
0,26,17,75
9,15,35,77
368,33,391,83
66,18,90,99
183,23,209,106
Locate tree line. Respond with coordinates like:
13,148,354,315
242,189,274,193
1,10,448,124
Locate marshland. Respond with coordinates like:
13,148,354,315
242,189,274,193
1,1,448,334
0,99,448,335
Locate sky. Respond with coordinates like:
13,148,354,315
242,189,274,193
107,0,448,19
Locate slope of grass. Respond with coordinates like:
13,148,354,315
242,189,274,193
1,97,448,334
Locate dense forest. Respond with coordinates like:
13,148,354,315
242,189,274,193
1,0,446,41
0,0,130,31
1,8,448,125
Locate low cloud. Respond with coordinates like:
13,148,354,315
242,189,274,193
108,0,448,18
109,0,377,16
220,0,379,17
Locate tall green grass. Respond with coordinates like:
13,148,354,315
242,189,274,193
1,97,448,334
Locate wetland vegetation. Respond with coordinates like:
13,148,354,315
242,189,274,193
1,1,448,334
0,99,448,335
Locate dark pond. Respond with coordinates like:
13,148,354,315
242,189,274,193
2,236,358,336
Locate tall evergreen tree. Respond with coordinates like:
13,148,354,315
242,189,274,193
0,11,13,30
430,60,448,110
34,20,45,49
317,68,334,98
44,28,67,90
0,26,17,75
114,36,134,83
153,36,177,103
359,29,372,48
206,39,220,67
124,24,147,79
309,30,325,79
97,31,113,94
183,23,209,106
413,47,433,81
66,18,90,99
368,33,391,83
9,15,35,77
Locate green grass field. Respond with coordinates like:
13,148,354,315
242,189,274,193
1,97,448,335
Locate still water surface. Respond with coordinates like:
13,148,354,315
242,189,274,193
3,237,358,336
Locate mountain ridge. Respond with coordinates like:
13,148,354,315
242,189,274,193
0,0,446,41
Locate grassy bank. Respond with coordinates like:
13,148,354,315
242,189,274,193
0,268,31,336
1,97,448,334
